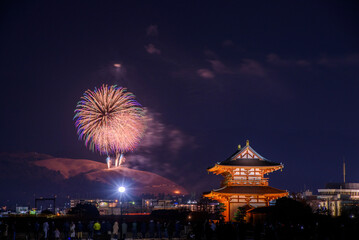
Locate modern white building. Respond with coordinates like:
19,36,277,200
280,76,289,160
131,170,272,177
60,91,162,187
317,183,359,216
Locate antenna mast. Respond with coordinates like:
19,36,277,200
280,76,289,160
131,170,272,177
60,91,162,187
343,157,346,184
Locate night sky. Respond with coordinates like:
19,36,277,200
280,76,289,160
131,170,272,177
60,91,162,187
1,1,359,198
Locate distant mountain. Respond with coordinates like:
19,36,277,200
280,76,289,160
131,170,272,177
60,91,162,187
0,152,54,161
0,153,187,208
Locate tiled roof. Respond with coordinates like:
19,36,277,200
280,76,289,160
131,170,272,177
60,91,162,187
216,143,282,167
219,158,281,166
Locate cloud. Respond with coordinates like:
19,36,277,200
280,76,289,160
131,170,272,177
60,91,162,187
203,49,267,78
208,60,233,74
136,111,165,151
266,54,287,65
196,69,215,79
195,57,267,80
296,60,311,66
124,109,196,177
239,59,267,77
146,25,159,36
267,53,359,68
222,40,234,47
204,50,217,59
317,54,359,67
267,53,310,66
168,129,194,155
145,44,161,54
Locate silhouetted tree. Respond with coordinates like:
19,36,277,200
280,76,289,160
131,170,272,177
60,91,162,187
234,206,246,223
214,203,226,220
68,203,99,218
341,204,359,218
274,197,313,224
41,209,53,215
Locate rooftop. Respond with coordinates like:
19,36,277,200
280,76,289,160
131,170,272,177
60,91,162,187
215,140,282,167
209,185,287,195
324,183,359,190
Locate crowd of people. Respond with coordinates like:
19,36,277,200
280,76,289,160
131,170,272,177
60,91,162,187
0,217,356,240
0,218,202,240
0,218,259,240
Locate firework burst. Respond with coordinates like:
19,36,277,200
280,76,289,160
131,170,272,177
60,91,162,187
74,84,145,166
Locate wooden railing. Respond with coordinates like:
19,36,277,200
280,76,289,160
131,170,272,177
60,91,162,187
227,178,269,186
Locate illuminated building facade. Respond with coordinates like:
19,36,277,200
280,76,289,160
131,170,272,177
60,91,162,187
317,183,359,216
204,141,288,221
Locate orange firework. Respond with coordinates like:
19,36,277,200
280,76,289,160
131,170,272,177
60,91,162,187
74,84,145,166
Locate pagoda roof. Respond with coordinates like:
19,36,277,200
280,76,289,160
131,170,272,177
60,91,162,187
213,141,282,168
219,158,280,167
207,186,287,195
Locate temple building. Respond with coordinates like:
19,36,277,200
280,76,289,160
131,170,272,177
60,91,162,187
204,140,288,221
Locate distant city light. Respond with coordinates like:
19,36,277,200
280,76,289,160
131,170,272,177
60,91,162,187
118,186,126,193
174,190,180,194
114,63,122,68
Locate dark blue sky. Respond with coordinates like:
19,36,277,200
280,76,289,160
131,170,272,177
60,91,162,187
1,0,359,194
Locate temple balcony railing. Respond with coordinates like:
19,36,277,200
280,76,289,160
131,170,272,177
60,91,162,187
227,178,269,186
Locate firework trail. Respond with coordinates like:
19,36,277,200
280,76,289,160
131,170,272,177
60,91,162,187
74,84,145,167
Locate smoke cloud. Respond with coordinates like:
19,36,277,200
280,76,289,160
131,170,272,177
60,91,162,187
124,109,195,180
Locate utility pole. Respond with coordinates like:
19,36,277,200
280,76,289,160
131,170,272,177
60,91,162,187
343,157,346,184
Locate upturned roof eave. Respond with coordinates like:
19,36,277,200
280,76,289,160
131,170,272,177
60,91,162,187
207,163,284,171
204,185,289,195
204,191,288,197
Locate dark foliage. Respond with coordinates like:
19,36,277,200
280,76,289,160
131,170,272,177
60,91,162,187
67,203,99,218
274,197,314,224
234,206,246,223
40,209,53,215
150,209,190,222
341,205,359,218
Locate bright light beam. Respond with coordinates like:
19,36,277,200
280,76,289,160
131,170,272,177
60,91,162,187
118,186,126,193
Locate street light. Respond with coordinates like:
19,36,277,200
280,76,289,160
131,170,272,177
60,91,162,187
118,186,126,215
118,186,126,193
118,186,126,240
